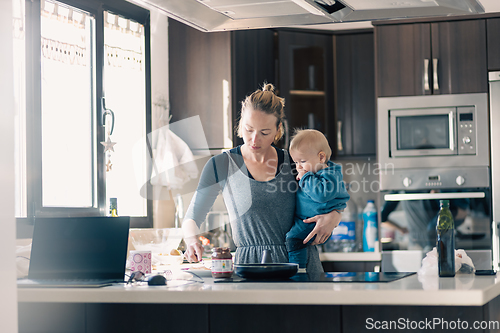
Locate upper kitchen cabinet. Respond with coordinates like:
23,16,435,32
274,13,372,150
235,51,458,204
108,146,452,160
231,29,277,146
277,30,333,149
334,32,375,157
168,19,275,149
375,20,487,97
487,18,500,71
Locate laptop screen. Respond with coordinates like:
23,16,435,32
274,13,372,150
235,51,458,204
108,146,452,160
28,217,130,280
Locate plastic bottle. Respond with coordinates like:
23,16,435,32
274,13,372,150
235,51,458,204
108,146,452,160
362,200,378,252
109,198,118,217
437,199,455,277
356,199,364,252
331,199,358,252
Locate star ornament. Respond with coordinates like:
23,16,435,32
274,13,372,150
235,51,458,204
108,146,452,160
106,160,113,172
100,136,117,153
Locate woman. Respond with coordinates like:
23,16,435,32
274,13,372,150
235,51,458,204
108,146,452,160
182,83,341,274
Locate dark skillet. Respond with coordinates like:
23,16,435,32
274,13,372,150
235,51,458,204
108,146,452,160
233,263,299,279
233,250,298,279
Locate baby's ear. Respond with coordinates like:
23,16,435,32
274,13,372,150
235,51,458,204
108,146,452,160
318,151,327,163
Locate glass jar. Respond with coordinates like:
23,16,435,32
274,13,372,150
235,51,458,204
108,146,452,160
211,247,233,278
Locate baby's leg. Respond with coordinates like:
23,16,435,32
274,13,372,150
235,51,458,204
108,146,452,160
288,246,308,269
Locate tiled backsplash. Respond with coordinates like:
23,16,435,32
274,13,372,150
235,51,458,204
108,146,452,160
337,158,380,212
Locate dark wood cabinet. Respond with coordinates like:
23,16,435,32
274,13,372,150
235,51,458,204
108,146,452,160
277,30,334,149
19,295,500,333
487,18,500,71
375,20,487,97
169,23,376,158
334,32,376,157
230,29,276,147
169,20,275,149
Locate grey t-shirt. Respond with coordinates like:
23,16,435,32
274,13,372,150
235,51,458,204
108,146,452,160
184,146,324,274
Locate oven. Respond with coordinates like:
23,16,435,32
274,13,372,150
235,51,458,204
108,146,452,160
376,93,493,271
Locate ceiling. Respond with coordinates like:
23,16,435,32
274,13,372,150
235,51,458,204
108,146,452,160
294,0,500,31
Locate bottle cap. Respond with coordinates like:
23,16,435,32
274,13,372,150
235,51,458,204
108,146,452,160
440,199,449,206
368,200,374,203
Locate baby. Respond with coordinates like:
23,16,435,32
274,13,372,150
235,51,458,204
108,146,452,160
286,129,350,272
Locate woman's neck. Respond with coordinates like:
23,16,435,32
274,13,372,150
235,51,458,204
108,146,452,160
241,144,276,163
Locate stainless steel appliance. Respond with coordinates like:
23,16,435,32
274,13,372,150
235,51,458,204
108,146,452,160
136,0,484,32
489,72,500,270
377,93,489,191
377,93,493,270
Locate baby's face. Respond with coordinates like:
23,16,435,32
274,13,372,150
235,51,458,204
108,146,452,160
290,149,326,175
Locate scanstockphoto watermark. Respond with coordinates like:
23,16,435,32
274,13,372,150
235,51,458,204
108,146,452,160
262,161,396,195
342,162,395,194
366,317,500,331
133,115,397,199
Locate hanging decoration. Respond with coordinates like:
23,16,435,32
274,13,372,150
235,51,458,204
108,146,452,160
101,130,116,172
101,98,116,173
106,158,113,172
101,134,116,153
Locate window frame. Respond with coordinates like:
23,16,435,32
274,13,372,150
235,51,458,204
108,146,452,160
18,0,153,237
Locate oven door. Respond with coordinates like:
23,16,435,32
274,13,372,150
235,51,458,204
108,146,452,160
381,189,492,255
390,108,457,157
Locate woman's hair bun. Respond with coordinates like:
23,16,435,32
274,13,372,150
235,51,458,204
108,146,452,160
262,83,275,93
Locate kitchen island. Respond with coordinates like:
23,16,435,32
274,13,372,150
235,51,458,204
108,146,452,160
18,273,500,333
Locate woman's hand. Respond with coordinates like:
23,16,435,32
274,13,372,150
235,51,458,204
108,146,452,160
182,218,204,262
302,209,342,245
184,241,204,262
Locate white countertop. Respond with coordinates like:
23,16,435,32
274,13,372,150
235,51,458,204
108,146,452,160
17,273,500,307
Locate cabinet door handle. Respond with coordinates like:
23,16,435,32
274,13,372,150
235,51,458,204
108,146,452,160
337,120,343,152
433,58,439,91
424,59,430,92
449,110,455,151
284,119,290,148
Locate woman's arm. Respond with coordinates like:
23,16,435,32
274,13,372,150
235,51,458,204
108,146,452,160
302,209,342,245
182,218,205,262
181,154,227,262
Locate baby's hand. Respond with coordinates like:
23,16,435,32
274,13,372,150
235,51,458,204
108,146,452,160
296,169,306,181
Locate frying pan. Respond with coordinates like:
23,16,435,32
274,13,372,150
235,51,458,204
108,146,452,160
233,250,298,279
233,263,298,279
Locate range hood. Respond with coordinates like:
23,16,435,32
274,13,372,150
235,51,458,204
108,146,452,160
138,0,485,32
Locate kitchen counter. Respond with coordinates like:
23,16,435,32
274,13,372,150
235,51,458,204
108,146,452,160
17,273,500,306
17,273,500,333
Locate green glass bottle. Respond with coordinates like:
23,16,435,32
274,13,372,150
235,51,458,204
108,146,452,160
436,200,455,277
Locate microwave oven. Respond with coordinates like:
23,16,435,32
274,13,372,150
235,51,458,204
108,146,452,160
378,93,489,169
377,93,490,190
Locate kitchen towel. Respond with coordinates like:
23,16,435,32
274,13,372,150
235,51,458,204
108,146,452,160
150,126,198,189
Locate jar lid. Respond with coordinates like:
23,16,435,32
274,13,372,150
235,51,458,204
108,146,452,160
212,247,230,252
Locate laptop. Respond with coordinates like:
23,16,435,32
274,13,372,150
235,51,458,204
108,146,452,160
18,216,130,288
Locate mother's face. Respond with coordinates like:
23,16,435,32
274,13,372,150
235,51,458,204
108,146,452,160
240,108,279,152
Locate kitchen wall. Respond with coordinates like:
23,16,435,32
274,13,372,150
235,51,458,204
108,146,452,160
339,158,380,212
0,0,19,330
148,11,213,230
148,10,177,229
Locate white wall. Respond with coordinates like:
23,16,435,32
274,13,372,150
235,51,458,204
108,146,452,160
149,11,177,228
0,0,19,331
151,10,170,120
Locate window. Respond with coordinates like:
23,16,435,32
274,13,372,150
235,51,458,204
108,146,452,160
16,0,152,231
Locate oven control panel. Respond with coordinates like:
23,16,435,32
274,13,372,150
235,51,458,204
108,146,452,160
379,167,490,191
457,107,476,155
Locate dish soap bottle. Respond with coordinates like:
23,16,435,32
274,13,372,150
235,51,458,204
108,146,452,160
362,200,378,252
332,198,357,252
109,198,118,217
437,199,455,277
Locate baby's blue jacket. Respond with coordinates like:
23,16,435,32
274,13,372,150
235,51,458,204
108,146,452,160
295,161,350,221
